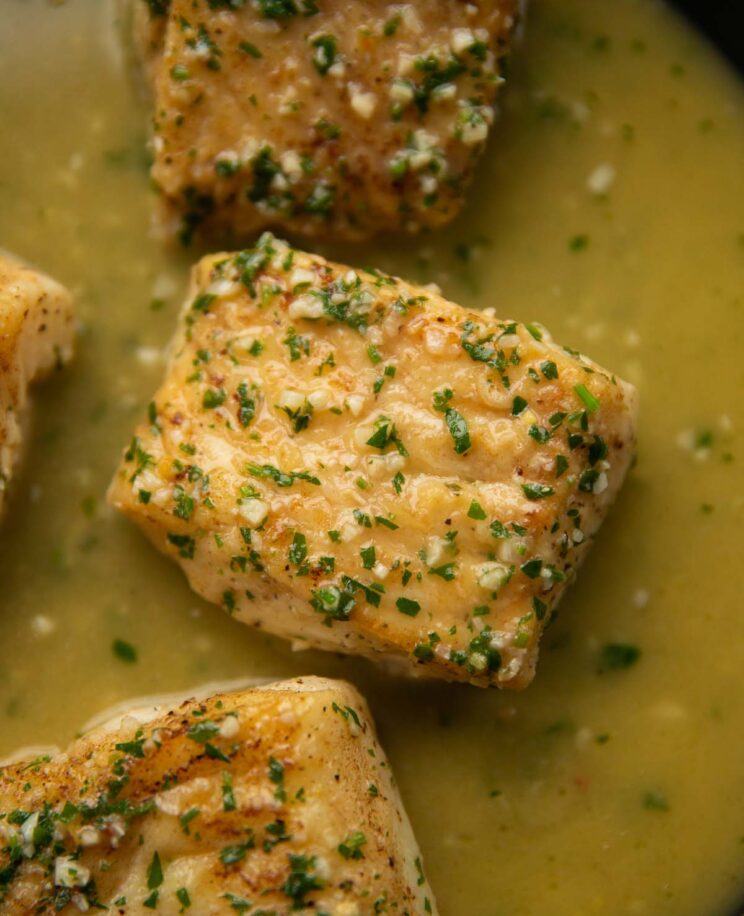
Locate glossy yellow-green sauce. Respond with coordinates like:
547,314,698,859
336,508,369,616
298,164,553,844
1,1,744,913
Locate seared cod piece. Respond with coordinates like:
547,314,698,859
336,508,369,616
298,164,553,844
0,677,436,914
134,0,520,243
108,234,637,688
0,255,74,517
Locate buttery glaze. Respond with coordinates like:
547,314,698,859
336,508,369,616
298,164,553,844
0,677,436,914
108,235,636,688
0,256,74,518
135,0,518,241
1,1,743,914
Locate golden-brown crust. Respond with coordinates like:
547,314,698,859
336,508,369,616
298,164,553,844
108,235,637,688
136,0,520,243
0,677,436,914
0,255,74,517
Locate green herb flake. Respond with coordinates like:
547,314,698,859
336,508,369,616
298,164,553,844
541,360,559,380
642,789,669,812
383,14,401,36
282,853,324,905
220,842,251,865
268,755,287,802
173,485,195,521
112,638,138,664
179,808,200,834
428,563,457,581
170,64,190,82
520,557,543,579
574,383,600,413
445,408,471,454
222,771,236,812
467,500,487,520
599,643,641,672
147,851,164,890
288,532,308,566
284,327,310,361
522,482,555,500
246,463,320,487
338,830,367,860
396,596,421,617
528,425,551,444
187,718,219,743
433,388,471,453
366,415,408,455
223,893,253,913
203,387,227,409
239,41,262,58
310,33,337,76
489,520,509,539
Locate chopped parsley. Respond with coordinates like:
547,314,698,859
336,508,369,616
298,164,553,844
574,383,600,413
220,839,254,865
173,485,195,521
255,0,318,18
522,482,555,500
186,720,219,743
222,771,236,812
223,893,253,913
541,360,559,380
236,382,256,427
353,508,372,527
239,41,262,59
467,500,487,520
310,34,337,75
147,851,163,891
433,388,471,454
283,327,310,361
246,463,320,487
599,643,641,672
366,415,408,455
289,532,308,566
167,533,196,559
642,789,669,812
203,387,227,409
338,830,366,860
282,853,324,905
268,756,287,802
396,596,421,617
428,563,457,581
112,638,138,664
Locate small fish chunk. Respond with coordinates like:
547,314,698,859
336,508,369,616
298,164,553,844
0,255,74,517
0,676,436,914
134,0,520,243
108,234,637,688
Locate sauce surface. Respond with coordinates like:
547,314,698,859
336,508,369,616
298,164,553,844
1,1,743,913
